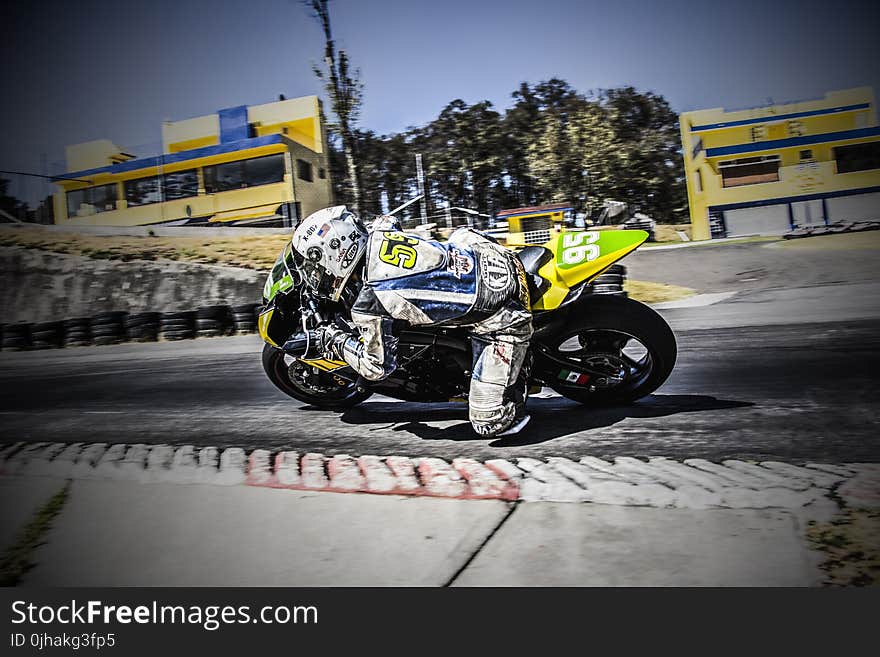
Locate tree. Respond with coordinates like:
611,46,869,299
305,0,364,215
415,99,504,215
601,87,687,221
527,99,619,215
320,75,687,224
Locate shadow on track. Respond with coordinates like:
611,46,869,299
339,394,753,448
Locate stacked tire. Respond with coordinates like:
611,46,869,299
91,311,128,346
1,323,31,351
195,305,233,338
63,317,91,347
231,303,259,334
591,264,627,296
160,311,196,341
125,312,161,342
31,321,64,349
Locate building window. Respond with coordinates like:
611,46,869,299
318,167,326,180
245,154,285,187
296,159,313,182
204,154,285,193
125,176,162,207
719,155,781,187
694,169,703,192
799,150,813,161
834,142,880,174
163,169,199,200
66,184,117,217
788,120,805,137
204,160,244,192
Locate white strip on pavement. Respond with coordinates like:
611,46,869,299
651,291,738,309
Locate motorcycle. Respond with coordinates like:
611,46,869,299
257,221,676,412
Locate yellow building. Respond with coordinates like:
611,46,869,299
680,87,880,240
53,95,333,227
496,203,574,245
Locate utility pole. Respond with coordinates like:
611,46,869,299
415,153,428,225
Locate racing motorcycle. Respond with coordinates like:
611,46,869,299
258,222,676,411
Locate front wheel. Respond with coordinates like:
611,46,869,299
261,343,373,410
541,296,677,405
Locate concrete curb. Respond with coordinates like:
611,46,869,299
0,441,868,511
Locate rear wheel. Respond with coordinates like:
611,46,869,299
543,296,676,405
261,343,372,410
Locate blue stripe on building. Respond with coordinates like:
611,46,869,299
690,103,870,132
65,134,286,179
218,105,250,143
705,127,880,158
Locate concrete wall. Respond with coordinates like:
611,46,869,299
0,247,264,324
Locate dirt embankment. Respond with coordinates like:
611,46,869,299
0,247,264,323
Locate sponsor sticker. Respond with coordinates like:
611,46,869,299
447,248,474,278
340,242,361,268
479,250,512,292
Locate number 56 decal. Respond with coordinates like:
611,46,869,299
558,231,600,268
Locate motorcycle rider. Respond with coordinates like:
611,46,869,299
289,205,533,437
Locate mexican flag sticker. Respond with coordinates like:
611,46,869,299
558,369,590,385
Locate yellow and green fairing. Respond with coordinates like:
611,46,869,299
528,229,648,310
259,242,298,347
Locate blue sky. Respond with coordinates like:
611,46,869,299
1,0,878,202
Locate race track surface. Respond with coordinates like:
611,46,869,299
2,279,878,464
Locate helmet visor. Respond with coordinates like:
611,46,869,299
292,248,339,298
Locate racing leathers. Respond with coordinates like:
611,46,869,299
321,216,533,437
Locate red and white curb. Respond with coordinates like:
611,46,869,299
0,442,875,510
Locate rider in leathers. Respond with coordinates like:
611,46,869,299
292,206,533,437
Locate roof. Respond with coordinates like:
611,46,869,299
496,203,573,219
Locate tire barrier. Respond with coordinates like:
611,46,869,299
231,303,260,334
1,323,32,351
62,317,92,347
160,310,196,341
90,311,128,346
125,312,161,343
31,320,64,349
588,264,627,296
194,305,233,339
1,303,261,352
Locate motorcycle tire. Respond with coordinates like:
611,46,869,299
262,343,373,410
545,295,676,406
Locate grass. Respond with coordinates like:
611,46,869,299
652,223,693,242
0,482,70,586
806,508,880,586
642,235,780,249
0,226,290,270
624,279,695,304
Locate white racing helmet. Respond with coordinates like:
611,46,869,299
290,206,368,301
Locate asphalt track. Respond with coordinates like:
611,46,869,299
1,279,878,464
